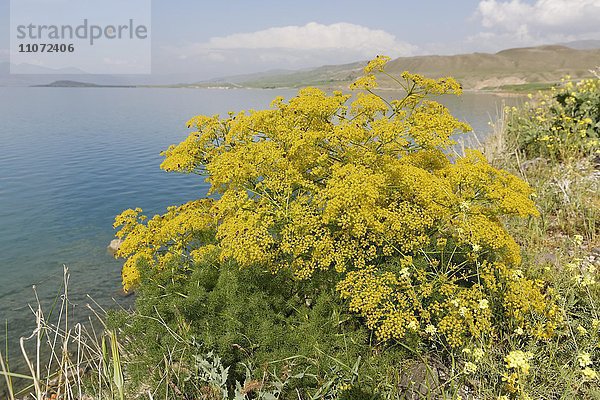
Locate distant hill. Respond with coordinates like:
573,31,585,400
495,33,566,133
189,62,366,89
379,45,600,90
32,80,135,88
561,40,600,50
223,62,365,89
203,68,296,84
0,62,145,87
194,45,600,91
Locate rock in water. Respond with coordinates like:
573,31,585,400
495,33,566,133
107,238,123,255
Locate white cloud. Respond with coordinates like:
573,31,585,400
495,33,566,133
472,0,600,49
170,22,416,64
478,0,600,31
200,22,415,56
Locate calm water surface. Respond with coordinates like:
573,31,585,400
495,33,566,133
0,87,523,346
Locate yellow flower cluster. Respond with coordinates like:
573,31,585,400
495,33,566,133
400,71,463,95
578,352,599,381
502,350,533,395
363,55,391,74
408,101,471,149
504,350,532,375
113,56,559,349
113,200,216,291
502,275,560,339
336,256,560,347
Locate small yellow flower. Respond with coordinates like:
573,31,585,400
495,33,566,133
473,348,485,361
463,361,477,374
581,275,596,287
512,269,523,279
399,267,410,279
504,350,533,375
582,367,598,380
425,324,437,335
578,352,592,367
514,327,524,335
459,201,470,212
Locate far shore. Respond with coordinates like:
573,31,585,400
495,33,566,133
24,79,541,95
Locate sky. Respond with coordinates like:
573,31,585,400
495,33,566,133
1,0,600,81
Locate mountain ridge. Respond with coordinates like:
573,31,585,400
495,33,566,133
4,41,600,90
214,45,600,90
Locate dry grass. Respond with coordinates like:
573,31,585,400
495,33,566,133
1,266,125,400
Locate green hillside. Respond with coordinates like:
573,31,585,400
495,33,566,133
200,45,600,91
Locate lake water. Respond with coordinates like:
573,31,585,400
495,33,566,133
0,87,523,353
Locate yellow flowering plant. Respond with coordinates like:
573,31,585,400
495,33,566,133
507,77,600,161
114,56,561,349
502,350,533,395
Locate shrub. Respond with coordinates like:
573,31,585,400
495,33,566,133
111,259,408,397
506,77,600,161
113,56,560,369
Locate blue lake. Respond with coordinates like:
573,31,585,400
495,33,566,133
0,87,523,346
